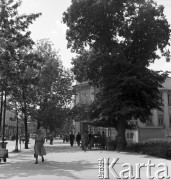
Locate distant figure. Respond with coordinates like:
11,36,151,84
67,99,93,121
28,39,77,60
88,132,93,149
81,131,89,151
34,129,46,164
62,134,66,143
20,134,25,143
27,133,30,143
69,132,75,147
101,131,106,149
76,132,81,146
49,134,53,145
66,135,69,142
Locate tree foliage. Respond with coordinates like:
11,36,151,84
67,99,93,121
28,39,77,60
63,0,171,150
0,0,41,148
33,39,74,131
69,103,90,122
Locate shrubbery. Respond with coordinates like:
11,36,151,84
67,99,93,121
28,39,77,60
127,138,171,159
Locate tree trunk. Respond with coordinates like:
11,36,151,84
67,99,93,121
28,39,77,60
23,104,28,149
22,88,28,149
2,89,6,148
37,120,40,130
15,106,19,152
0,90,4,136
115,118,127,151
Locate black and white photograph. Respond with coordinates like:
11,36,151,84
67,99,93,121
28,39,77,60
0,0,171,179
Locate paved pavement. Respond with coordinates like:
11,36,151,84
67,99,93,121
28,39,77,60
0,139,171,180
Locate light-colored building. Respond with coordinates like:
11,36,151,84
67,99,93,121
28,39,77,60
74,81,117,140
20,121,37,135
0,109,17,137
134,77,171,142
1,109,37,138
74,77,171,142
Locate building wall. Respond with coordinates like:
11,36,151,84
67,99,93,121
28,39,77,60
75,81,95,105
74,81,117,138
0,109,17,137
144,78,171,129
20,121,38,135
138,127,165,142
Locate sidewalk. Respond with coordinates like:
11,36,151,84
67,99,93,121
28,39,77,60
0,139,171,180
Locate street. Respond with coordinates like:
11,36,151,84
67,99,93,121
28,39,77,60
0,139,171,180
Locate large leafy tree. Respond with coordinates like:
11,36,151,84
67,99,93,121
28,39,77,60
10,51,42,149
63,0,171,150
33,39,74,132
0,0,41,148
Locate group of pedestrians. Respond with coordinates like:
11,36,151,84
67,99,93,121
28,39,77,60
62,134,69,143
33,129,106,164
69,131,106,150
69,132,82,147
69,131,88,148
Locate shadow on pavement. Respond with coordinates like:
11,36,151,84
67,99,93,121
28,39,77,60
8,142,104,161
118,151,160,159
0,159,97,179
45,144,82,154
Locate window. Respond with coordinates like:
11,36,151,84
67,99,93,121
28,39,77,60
126,133,134,139
169,115,171,128
81,91,89,104
168,91,171,106
158,115,164,126
159,92,163,105
146,116,153,126
130,133,134,139
127,133,129,139
9,117,15,121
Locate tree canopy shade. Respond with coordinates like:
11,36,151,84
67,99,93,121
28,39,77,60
63,0,171,150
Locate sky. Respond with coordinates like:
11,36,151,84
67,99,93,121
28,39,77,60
17,0,171,71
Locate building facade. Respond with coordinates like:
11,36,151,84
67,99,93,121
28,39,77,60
0,109,17,138
74,81,117,141
74,77,171,142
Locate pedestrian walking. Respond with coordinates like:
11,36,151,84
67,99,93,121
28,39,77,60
101,131,106,149
88,132,93,149
81,131,89,151
76,132,81,146
49,133,53,145
69,132,75,147
62,134,66,143
34,129,46,164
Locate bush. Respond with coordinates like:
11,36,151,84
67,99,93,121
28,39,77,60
106,140,117,150
126,138,171,159
11,135,16,141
